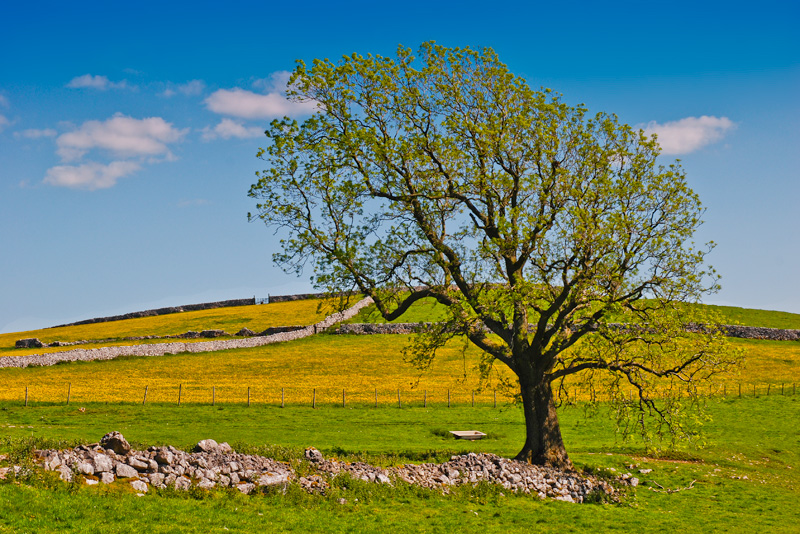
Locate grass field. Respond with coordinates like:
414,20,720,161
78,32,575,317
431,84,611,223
1,396,798,533
1,299,800,532
347,297,800,330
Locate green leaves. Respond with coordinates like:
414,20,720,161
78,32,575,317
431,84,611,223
249,42,734,451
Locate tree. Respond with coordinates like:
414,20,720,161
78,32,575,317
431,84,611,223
248,43,737,468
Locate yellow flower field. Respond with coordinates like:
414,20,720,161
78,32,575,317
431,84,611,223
1,333,798,406
0,334,516,405
0,299,332,357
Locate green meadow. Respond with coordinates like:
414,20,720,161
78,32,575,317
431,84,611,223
1,299,800,532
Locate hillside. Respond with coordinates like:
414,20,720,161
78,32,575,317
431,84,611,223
0,299,332,358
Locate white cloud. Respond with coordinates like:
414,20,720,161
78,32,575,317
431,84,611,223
202,118,264,140
0,115,9,132
44,161,141,190
56,114,187,161
163,79,206,97
44,114,187,190
642,116,736,155
251,71,292,92
66,74,129,90
0,94,9,108
15,128,58,139
204,88,316,119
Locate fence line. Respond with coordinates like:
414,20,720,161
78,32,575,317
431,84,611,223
6,382,797,407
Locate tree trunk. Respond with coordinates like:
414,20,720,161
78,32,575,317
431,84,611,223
514,375,572,470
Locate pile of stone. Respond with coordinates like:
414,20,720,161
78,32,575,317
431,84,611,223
37,432,293,495
304,448,618,503
33,432,624,502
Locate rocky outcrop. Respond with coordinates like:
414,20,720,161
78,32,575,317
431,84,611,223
33,433,622,502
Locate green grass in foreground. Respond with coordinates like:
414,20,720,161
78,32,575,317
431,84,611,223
1,396,798,533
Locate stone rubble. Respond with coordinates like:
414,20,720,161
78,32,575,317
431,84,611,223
31,432,623,503
37,432,293,495
304,448,616,503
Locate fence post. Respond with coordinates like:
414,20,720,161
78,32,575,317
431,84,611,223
767,384,771,396
67,383,71,405
753,384,756,397
739,383,742,398
143,386,148,405
25,387,28,407
178,384,182,406
424,390,427,408
782,383,785,396
281,388,285,408
494,390,497,408
472,391,475,407
313,388,316,409
723,384,726,397
397,388,401,409
374,388,377,408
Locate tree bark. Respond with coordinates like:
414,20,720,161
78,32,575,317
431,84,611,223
514,375,572,470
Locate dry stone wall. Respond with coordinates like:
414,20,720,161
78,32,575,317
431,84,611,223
0,297,374,369
52,298,257,328
335,322,800,342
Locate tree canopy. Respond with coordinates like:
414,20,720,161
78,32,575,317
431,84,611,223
248,43,737,467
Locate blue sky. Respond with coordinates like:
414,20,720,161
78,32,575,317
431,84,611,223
1,0,798,333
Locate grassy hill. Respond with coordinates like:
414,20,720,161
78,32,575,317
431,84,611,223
347,297,800,330
0,299,332,358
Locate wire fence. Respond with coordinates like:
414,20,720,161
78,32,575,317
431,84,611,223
6,382,798,408
7,384,515,408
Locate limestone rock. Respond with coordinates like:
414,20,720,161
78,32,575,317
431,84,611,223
100,472,115,484
116,463,139,479
197,478,216,489
257,472,290,487
194,439,219,453
154,449,173,465
235,328,257,337
128,457,149,471
100,431,131,455
237,483,256,494
15,338,43,348
304,448,324,463
78,462,94,476
200,330,226,338
57,466,72,482
130,480,148,493
92,454,113,473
